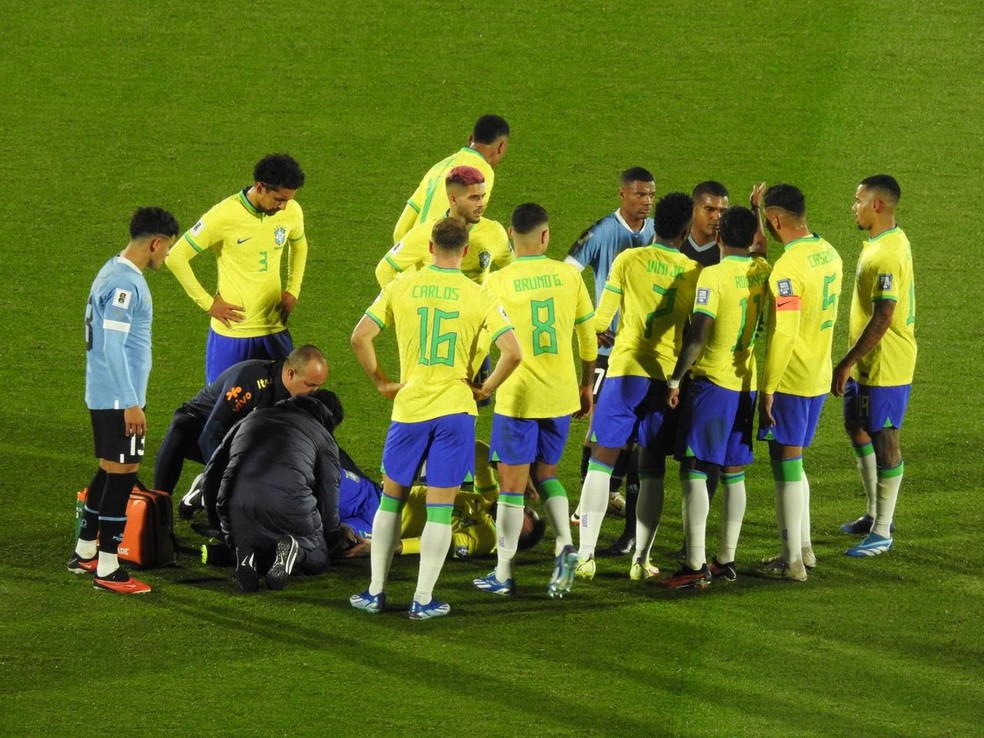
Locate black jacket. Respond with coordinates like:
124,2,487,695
203,394,341,553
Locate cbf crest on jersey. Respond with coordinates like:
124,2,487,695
274,226,287,247
479,250,491,270
877,273,893,291
777,279,794,297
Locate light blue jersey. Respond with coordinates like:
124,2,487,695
566,209,654,356
85,255,153,409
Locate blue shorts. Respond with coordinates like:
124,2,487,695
382,414,475,488
757,391,826,447
591,375,677,453
205,328,293,384
676,378,755,467
842,378,910,432
490,414,572,466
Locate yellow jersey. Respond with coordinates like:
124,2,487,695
166,190,307,338
485,255,597,418
692,255,772,392
393,146,495,243
594,244,700,381
377,216,512,288
849,227,916,386
365,265,512,423
760,235,843,396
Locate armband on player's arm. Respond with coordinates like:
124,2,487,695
165,238,213,311
284,233,308,298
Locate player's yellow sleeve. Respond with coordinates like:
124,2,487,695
375,254,400,289
575,276,599,362
760,293,800,394
165,236,213,312
593,284,621,336
392,201,421,244
284,233,308,298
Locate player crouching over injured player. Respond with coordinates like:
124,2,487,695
202,390,343,592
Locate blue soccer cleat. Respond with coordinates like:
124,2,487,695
408,599,451,620
473,572,516,596
350,590,387,614
547,544,579,598
846,532,894,557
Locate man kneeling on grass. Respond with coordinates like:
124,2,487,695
202,389,343,592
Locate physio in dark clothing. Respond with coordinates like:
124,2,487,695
153,344,328,494
203,390,343,592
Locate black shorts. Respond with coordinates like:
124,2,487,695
592,354,611,401
90,409,145,464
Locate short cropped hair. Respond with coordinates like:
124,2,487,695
431,218,469,252
130,207,179,239
653,192,694,239
692,180,729,201
472,115,510,144
309,389,344,433
621,167,655,185
511,203,549,234
254,153,305,190
286,344,326,371
718,206,758,250
763,184,806,217
446,165,485,189
860,174,901,204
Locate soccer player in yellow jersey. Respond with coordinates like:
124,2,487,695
167,154,308,383
755,184,843,582
832,175,915,557
392,115,510,243
349,218,522,620
472,203,597,598
663,206,771,588
574,193,700,583
376,166,512,288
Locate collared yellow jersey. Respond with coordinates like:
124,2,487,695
594,244,700,381
484,255,597,418
760,235,843,396
692,255,772,392
166,190,307,338
377,216,512,288
394,146,495,243
365,265,512,423
849,227,916,386
401,486,498,556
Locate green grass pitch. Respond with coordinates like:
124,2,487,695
0,2,982,735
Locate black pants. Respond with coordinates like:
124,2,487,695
153,410,206,493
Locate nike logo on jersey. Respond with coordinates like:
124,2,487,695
237,237,252,244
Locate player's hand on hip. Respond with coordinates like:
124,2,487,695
208,294,245,327
279,291,298,324
376,380,405,401
123,406,147,437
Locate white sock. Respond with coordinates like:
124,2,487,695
681,474,708,570
801,472,812,550
414,520,452,605
96,551,119,577
873,463,903,538
717,472,746,564
577,467,613,560
855,444,878,518
494,494,524,582
368,506,402,596
75,539,97,559
780,481,804,564
543,495,573,554
633,476,665,563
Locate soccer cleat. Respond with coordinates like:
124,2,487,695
756,555,808,582
574,558,596,581
840,514,894,536
408,599,451,620
266,535,299,591
67,552,97,574
629,558,660,581
605,533,636,556
547,545,579,598
350,590,386,614
708,559,737,582
178,473,205,520
235,546,259,593
801,547,817,569
846,532,894,558
660,564,712,590
92,568,151,594
473,572,516,596
607,492,627,517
